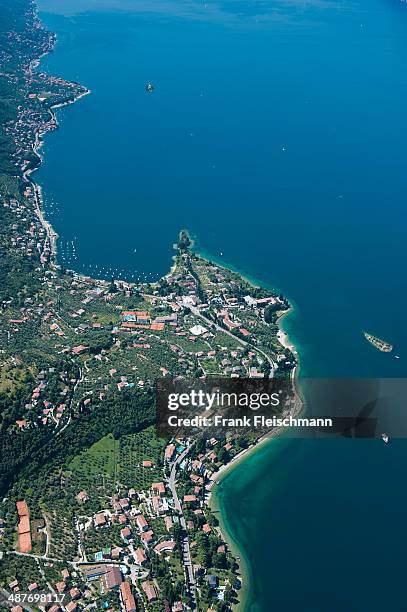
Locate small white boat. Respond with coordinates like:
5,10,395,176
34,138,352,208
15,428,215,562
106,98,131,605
382,433,389,444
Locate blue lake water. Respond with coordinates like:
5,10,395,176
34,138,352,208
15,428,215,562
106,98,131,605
36,0,407,609
215,435,407,612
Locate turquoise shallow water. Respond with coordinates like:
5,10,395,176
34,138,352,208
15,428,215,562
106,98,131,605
215,436,407,612
35,0,407,609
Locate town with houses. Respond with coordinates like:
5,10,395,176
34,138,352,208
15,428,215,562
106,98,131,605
0,209,297,611
0,3,297,610
3,434,250,612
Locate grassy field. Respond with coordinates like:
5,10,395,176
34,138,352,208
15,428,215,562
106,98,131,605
69,433,119,479
0,360,32,393
118,427,166,489
68,428,166,492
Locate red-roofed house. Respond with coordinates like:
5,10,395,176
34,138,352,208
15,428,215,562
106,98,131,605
136,515,148,532
95,512,107,527
165,444,176,462
141,580,157,602
76,490,89,503
183,494,197,504
69,587,80,600
121,527,132,541
151,482,166,496
164,516,173,531
140,530,154,544
120,581,137,612
71,345,88,355
154,540,176,554
134,547,147,565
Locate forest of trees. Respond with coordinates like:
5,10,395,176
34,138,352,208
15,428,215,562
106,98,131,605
0,0,48,179
1,386,156,498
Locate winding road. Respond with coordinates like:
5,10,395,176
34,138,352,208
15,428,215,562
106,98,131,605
167,444,197,609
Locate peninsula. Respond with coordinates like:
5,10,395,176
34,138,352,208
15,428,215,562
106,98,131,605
0,1,299,610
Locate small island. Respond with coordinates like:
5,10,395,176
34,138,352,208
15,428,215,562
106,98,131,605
363,332,393,353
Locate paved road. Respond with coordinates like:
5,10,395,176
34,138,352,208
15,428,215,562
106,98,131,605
168,445,197,609
190,306,276,371
6,550,66,564
56,365,83,437
143,292,277,372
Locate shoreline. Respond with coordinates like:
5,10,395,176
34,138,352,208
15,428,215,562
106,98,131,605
207,438,292,611
276,309,296,352
23,88,91,259
208,434,292,611
194,244,302,611
23,15,301,612
193,241,300,362
23,39,91,261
